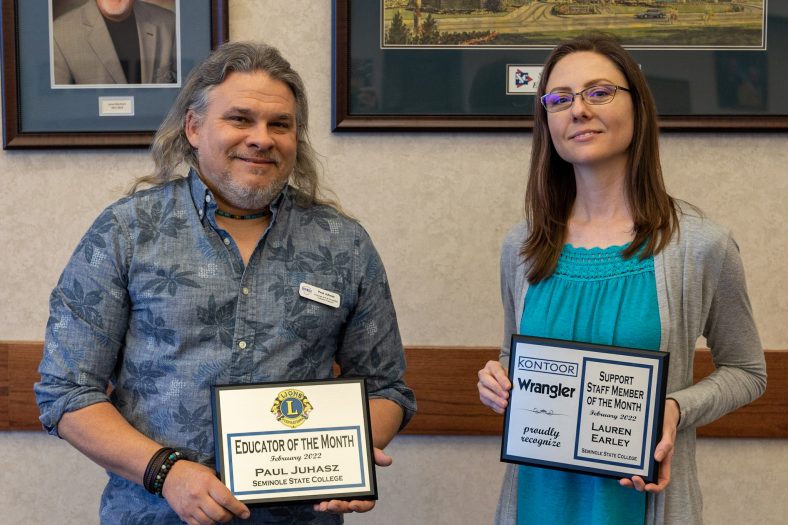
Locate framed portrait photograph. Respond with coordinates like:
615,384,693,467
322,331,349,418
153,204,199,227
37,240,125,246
332,1,788,131
1,0,228,148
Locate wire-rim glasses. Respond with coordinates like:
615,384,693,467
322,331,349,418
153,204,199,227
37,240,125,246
541,84,631,113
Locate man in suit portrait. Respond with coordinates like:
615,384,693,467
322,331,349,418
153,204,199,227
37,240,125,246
52,0,177,85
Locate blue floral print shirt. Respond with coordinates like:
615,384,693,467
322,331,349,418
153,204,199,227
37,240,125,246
36,171,415,524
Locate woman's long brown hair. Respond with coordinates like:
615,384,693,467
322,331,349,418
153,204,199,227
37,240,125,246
523,34,678,283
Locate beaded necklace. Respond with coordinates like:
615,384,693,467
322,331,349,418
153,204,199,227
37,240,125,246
215,208,270,220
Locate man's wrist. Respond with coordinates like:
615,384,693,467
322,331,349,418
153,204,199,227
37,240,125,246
143,448,184,497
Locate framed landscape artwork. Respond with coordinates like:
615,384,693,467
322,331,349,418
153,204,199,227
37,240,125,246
333,1,787,130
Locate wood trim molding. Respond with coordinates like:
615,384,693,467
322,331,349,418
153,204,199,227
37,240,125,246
401,347,787,438
2,342,786,437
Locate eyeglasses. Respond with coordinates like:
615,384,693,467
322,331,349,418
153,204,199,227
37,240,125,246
540,84,631,113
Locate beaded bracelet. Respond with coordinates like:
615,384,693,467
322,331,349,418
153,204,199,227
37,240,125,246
143,448,183,497
143,447,170,494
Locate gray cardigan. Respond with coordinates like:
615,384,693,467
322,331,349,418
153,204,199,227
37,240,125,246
494,211,766,525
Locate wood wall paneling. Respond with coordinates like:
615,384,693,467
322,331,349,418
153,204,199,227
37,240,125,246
0,342,44,430
402,347,787,438
2,342,785,437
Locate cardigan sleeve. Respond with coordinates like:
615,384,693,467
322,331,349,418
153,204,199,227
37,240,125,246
670,234,766,430
499,223,528,369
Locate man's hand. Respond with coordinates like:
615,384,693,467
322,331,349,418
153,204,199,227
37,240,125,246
619,399,680,493
162,460,250,525
312,448,393,514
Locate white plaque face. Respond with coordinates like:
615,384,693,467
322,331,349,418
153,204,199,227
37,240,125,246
501,336,669,483
212,379,376,505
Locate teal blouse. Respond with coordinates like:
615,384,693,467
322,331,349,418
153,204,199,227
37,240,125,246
517,243,660,525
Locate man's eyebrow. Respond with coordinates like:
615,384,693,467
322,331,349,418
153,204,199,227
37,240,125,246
223,107,294,120
271,112,295,121
224,106,253,115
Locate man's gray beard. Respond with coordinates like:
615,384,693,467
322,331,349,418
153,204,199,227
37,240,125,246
220,174,288,211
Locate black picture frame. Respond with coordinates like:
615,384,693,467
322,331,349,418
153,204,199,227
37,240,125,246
1,0,228,148
333,1,788,131
212,378,377,506
501,335,669,483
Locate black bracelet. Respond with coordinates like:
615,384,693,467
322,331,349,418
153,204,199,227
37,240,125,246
152,449,184,497
143,447,170,494
143,448,183,497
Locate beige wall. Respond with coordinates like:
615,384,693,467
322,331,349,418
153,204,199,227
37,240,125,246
1,1,786,523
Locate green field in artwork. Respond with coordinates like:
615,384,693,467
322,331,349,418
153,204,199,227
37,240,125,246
382,1,766,48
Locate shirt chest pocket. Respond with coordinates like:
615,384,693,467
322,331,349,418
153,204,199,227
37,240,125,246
281,272,350,344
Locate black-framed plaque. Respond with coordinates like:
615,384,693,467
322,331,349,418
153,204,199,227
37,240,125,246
333,1,787,131
501,335,669,483
1,0,228,148
212,378,377,506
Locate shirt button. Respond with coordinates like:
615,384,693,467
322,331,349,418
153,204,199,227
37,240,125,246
242,287,250,295
238,341,247,349
205,195,212,203
223,237,230,245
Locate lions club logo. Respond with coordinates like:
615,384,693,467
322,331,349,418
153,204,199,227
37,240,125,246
271,389,313,428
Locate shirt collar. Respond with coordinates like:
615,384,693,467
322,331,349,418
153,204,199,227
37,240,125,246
188,169,213,224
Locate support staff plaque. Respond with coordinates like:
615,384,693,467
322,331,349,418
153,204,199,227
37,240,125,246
212,379,377,505
502,335,669,483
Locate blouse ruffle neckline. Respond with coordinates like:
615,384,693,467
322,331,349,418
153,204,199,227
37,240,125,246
554,243,653,281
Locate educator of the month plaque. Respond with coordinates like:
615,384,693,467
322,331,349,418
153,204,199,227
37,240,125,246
501,335,670,483
211,378,377,505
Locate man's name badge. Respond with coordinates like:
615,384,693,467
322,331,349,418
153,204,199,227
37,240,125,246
501,335,669,483
211,379,377,505
299,282,340,308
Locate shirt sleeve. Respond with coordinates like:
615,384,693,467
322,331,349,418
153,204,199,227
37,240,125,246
35,207,131,436
670,234,767,430
334,226,416,430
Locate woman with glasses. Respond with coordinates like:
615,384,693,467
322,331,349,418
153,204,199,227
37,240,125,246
477,34,765,525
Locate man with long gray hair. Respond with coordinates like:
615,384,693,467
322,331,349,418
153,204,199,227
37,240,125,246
36,41,415,525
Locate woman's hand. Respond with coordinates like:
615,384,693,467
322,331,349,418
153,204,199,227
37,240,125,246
620,399,680,493
478,360,512,414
